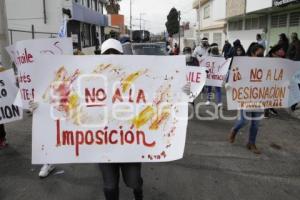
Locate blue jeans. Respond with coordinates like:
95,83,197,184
207,86,222,104
233,111,263,145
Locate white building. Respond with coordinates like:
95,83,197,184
193,0,227,48
5,0,108,54
227,0,300,50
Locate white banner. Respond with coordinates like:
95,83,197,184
226,57,300,110
6,38,73,108
199,56,231,87
0,68,23,124
186,66,207,102
29,55,188,164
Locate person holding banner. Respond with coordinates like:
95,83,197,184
206,43,223,107
227,39,246,58
264,45,286,118
0,124,8,148
193,37,210,58
98,38,144,200
227,43,265,155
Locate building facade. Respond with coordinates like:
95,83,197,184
227,0,300,50
193,0,227,49
6,0,108,54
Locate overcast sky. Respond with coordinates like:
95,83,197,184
119,0,196,34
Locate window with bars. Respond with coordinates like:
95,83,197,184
245,16,268,30
213,33,222,47
290,12,300,27
228,20,243,31
271,14,288,28
259,16,268,29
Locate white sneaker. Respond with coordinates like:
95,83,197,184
217,103,223,108
39,164,55,178
205,101,211,105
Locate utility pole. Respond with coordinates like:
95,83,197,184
198,0,201,44
0,0,10,68
178,10,181,51
130,0,132,40
140,13,142,32
139,13,146,32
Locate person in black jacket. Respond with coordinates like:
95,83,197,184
222,40,232,58
183,47,199,66
227,39,246,58
287,32,300,61
278,33,289,55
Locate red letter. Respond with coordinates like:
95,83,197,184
136,89,146,103
112,88,123,103
85,130,94,145
137,130,156,147
75,131,84,156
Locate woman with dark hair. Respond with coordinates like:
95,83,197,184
227,43,265,154
227,39,246,58
278,33,289,54
264,44,286,118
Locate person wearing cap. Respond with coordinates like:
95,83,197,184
98,38,191,200
193,37,210,58
98,38,144,200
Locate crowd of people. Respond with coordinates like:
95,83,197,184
181,32,300,154
1,32,300,200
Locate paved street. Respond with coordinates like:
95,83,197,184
1,93,300,200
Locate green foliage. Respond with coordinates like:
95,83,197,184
106,0,121,14
165,8,180,37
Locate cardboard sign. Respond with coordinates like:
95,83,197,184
29,55,188,164
0,68,23,124
226,57,300,110
6,38,73,108
186,66,207,102
199,56,231,87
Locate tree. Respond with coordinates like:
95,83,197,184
105,0,121,14
165,8,180,37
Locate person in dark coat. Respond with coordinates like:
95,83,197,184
227,39,246,58
222,40,232,58
287,32,300,61
278,33,289,54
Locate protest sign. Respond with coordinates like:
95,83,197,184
6,38,73,108
186,66,207,102
226,57,300,110
199,56,231,87
29,55,188,164
0,68,23,124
